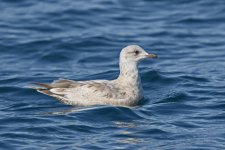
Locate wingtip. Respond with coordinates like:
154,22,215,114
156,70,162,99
30,82,52,89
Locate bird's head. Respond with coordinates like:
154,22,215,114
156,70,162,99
120,45,157,64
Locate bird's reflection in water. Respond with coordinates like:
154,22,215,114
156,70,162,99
43,106,106,115
113,121,141,145
43,105,135,115
42,106,141,145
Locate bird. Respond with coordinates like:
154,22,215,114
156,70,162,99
31,45,157,106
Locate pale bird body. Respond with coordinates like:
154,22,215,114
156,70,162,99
32,45,157,106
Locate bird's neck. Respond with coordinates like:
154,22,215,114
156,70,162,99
117,61,141,86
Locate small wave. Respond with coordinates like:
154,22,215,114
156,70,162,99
155,92,191,104
175,17,225,25
179,75,209,82
142,70,177,85
39,53,72,63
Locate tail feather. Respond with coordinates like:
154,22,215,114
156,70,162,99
37,89,70,105
31,82,52,89
30,81,72,105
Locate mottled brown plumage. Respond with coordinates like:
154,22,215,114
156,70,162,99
31,45,157,106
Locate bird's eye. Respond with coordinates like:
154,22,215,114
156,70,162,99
134,50,139,55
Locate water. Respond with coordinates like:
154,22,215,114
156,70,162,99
1,0,225,149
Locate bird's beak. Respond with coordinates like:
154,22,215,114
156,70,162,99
146,53,158,58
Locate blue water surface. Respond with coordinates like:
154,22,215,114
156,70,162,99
1,0,225,149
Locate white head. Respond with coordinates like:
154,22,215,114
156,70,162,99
120,45,157,64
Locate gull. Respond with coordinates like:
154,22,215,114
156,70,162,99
32,45,157,106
